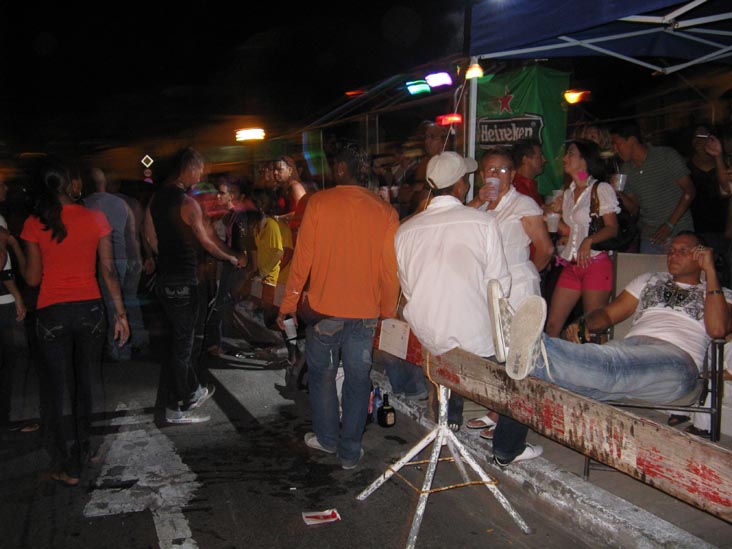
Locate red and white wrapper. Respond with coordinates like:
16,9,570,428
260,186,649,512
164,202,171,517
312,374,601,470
302,508,341,525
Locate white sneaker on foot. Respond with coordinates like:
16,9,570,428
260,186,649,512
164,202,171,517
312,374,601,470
505,296,546,380
488,279,514,363
304,432,336,454
165,408,211,424
493,443,543,468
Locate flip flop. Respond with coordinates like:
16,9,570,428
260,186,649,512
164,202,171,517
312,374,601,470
479,427,495,440
466,415,497,430
685,425,711,438
667,414,690,427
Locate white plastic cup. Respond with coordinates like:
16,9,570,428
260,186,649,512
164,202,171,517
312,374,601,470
483,177,500,202
283,317,298,340
546,212,560,233
611,173,628,192
552,189,564,201
390,185,399,199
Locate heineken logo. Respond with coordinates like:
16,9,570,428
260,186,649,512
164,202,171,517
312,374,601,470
477,113,545,148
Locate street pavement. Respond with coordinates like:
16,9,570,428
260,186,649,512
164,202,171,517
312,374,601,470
1,340,587,549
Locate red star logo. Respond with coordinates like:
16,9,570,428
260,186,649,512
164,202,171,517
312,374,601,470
498,86,513,114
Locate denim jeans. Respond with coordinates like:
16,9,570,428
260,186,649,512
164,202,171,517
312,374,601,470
532,335,698,403
155,281,207,409
374,349,427,397
305,317,378,462
35,299,105,476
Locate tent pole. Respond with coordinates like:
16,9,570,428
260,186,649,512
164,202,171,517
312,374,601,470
467,57,479,203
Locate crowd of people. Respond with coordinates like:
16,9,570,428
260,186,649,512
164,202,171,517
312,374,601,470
1,115,731,483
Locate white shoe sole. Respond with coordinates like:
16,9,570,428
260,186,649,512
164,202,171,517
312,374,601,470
166,414,211,424
505,296,546,380
488,279,509,363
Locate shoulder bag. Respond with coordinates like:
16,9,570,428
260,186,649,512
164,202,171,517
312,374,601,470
589,183,638,252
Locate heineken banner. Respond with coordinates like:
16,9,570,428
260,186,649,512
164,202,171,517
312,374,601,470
475,65,569,196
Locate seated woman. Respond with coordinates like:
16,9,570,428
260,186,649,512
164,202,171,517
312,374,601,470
467,147,554,438
544,139,619,338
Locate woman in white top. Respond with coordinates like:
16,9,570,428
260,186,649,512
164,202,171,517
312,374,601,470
544,139,620,337
466,147,554,438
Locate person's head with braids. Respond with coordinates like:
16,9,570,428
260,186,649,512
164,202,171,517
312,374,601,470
35,157,83,243
332,143,371,187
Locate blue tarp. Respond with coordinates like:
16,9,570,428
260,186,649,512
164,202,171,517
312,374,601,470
470,0,732,74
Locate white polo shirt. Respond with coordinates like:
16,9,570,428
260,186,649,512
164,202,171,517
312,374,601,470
395,195,510,358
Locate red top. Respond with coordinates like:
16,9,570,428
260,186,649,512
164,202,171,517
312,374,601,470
20,205,112,309
512,173,543,207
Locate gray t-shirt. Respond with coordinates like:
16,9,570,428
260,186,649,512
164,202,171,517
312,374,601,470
84,192,130,263
621,145,692,239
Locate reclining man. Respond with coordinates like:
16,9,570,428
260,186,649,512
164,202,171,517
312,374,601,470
500,231,731,421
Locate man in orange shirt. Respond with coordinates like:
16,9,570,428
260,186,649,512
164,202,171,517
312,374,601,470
276,144,400,470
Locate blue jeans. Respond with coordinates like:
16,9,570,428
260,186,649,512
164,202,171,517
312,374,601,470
155,281,207,409
305,317,378,462
532,335,698,403
374,349,427,397
35,299,106,476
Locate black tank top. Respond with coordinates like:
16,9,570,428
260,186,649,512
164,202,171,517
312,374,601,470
150,185,199,284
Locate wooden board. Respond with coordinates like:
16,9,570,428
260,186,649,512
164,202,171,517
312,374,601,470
422,347,732,523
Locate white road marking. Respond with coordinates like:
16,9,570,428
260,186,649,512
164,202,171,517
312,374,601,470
83,403,200,549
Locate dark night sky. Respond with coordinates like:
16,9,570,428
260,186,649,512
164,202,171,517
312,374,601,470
0,2,467,154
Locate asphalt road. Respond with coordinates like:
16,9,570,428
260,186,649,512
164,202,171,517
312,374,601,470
0,313,588,549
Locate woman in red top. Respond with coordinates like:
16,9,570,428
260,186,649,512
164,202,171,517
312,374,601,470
20,158,129,486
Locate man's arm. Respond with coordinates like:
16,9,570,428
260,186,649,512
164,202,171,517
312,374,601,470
182,195,244,267
98,234,130,345
521,215,554,273
695,245,731,338
564,290,639,343
650,175,695,246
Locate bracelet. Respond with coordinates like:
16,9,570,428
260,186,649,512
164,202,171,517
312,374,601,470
664,221,674,229
707,289,723,296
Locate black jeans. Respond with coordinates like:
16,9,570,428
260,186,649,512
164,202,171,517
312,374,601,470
155,281,206,409
0,302,23,428
35,299,105,476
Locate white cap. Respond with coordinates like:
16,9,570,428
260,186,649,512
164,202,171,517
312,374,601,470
426,152,478,189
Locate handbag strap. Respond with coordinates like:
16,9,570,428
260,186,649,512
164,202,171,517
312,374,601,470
590,182,601,219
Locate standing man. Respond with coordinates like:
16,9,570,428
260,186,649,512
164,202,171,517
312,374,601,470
276,144,400,470
143,147,246,424
395,151,544,467
610,122,695,254
511,138,546,207
85,168,134,362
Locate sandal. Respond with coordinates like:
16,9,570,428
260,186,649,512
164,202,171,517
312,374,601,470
466,415,497,430
667,414,690,427
50,471,80,487
685,425,711,438
479,427,495,440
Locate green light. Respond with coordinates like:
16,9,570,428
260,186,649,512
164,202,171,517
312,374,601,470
406,80,431,95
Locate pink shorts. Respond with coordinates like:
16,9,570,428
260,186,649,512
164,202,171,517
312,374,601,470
556,252,613,292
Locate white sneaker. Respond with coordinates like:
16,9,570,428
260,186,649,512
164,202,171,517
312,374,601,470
304,432,336,454
505,296,547,380
488,279,514,363
165,408,211,424
493,443,543,468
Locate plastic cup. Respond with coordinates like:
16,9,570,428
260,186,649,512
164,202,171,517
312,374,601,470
611,174,628,192
283,317,297,340
483,177,500,202
546,212,560,233
390,185,399,199
552,189,564,201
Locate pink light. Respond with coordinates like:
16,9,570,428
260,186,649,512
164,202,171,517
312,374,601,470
425,72,453,88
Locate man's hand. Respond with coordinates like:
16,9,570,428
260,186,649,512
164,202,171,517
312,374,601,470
275,312,288,331
234,251,248,268
705,134,723,157
651,222,673,247
563,321,585,344
694,244,715,274
143,257,156,275
15,300,26,322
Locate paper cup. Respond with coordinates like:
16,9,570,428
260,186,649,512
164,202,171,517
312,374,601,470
546,212,560,233
611,174,628,192
283,318,298,340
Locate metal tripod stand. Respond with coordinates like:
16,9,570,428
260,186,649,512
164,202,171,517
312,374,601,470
356,384,532,548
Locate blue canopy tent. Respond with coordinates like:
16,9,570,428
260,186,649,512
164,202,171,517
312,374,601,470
469,0,732,75
465,0,732,177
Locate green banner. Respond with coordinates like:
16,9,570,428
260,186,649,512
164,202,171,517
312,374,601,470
475,65,569,197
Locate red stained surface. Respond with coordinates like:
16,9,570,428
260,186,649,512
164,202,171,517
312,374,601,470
540,399,565,435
